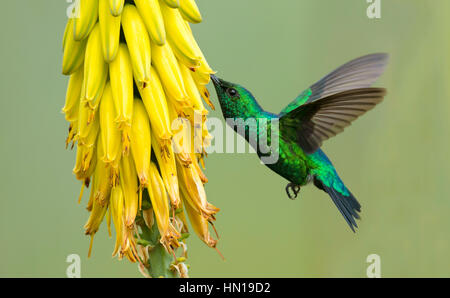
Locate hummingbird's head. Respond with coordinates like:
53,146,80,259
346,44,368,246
210,75,262,119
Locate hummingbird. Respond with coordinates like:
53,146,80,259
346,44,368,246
210,53,388,231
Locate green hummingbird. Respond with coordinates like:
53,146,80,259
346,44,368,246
210,53,388,231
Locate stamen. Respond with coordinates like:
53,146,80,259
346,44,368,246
88,235,94,258
214,246,225,261
209,221,220,240
78,183,85,204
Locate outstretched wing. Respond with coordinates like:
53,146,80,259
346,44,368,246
279,53,389,117
280,88,387,154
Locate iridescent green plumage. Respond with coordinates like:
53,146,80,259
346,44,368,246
211,53,388,231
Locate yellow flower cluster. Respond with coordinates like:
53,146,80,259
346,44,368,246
61,0,219,275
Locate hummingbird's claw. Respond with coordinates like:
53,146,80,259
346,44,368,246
286,183,301,200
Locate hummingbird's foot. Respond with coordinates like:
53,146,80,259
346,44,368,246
286,183,301,200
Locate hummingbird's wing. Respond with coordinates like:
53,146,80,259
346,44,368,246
279,53,389,117
279,88,386,154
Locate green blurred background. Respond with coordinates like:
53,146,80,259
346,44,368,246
0,0,449,277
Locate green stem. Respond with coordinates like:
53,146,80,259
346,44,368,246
138,189,177,278
139,218,177,278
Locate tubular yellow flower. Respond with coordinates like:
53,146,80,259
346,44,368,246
109,44,134,126
179,62,208,115
109,43,134,154
93,139,113,206
80,107,100,148
167,100,192,166
74,0,99,41
177,158,219,221
119,152,139,228
110,184,124,257
99,83,120,162
77,92,96,142
84,138,111,244
99,83,121,184
78,118,100,178
130,98,152,195
62,65,83,122
76,110,100,182
83,24,108,112
152,133,180,209
160,2,201,69
134,0,166,46
122,4,152,88
77,103,99,156
61,0,220,277
62,18,87,75
99,0,121,62
137,67,172,143
179,0,202,24
147,162,180,251
182,190,217,249
182,20,215,76
151,41,188,103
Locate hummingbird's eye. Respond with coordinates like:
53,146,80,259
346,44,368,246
226,88,239,99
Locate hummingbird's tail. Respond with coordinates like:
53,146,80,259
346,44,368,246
313,176,361,232
311,150,361,232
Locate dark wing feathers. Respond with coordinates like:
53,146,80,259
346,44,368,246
279,53,389,116
306,53,389,104
280,88,386,154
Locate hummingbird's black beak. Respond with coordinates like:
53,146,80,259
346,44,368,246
210,74,221,87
